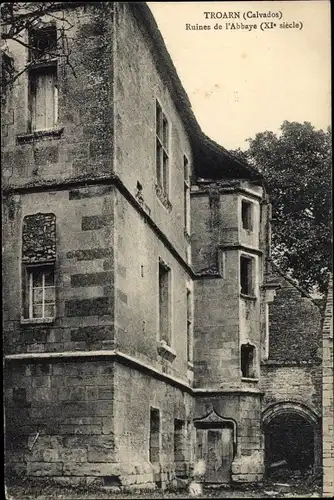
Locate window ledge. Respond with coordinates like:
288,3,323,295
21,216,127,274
17,127,64,144
157,340,176,362
21,317,55,325
155,184,172,212
241,377,259,383
240,293,257,301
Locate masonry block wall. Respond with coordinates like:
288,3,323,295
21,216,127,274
2,3,115,190
260,268,323,471
4,359,116,486
113,363,194,488
114,2,193,261
191,180,266,389
261,269,322,413
322,276,334,497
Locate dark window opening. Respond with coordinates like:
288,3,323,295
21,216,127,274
174,419,186,476
29,26,57,61
241,343,256,378
242,200,253,230
149,407,160,463
240,256,254,296
159,260,171,345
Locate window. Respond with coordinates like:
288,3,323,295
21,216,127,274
241,343,256,378
159,260,171,345
29,66,58,131
240,255,254,296
149,408,160,463
184,156,190,235
156,101,169,194
241,200,253,230
174,419,186,475
186,289,193,364
29,26,57,62
23,265,55,320
28,26,58,132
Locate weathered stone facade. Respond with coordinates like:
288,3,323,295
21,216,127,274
2,1,329,492
322,276,334,497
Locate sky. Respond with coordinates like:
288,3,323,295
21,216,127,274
147,1,331,150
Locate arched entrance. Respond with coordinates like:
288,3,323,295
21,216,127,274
262,402,320,476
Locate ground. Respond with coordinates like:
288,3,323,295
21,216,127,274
5,476,322,500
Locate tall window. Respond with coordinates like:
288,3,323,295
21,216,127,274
156,101,169,194
28,26,58,132
159,260,171,345
186,288,193,364
149,408,160,463
241,343,256,378
184,155,190,235
240,255,255,296
23,265,55,320
174,419,186,476
241,199,253,230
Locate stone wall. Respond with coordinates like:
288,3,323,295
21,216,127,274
5,358,115,487
3,185,115,355
22,213,56,263
114,2,193,262
322,276,333,497
2,3,115,191
113,363,194,489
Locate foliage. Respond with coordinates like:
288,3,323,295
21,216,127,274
1,2,75,95
231,121,332,295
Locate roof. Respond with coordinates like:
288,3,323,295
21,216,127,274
131,3,263,183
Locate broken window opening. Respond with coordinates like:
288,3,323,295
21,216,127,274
149,407,160,463
240,255,255,296
241,343,256,378
241,199,253,230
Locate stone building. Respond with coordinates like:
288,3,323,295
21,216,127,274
2,1,327,491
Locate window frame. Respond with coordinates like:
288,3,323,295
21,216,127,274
240,254,256,297
158,258,172,346
241,199,254,231
240,343,257,379
22,263,56,321
27,25,58,133
155,100,170,196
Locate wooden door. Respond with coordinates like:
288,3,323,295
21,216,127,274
196,427,234,483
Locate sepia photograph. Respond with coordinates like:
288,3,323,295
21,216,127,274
1,1,332,499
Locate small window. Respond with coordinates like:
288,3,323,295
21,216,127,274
240,255,254,296
159,260,171,345
241,200,253,230
174,419,185,475
156,101,170,194
29,65,58,131
23,265,55,320
149,407,160,463
241,343,256,378
29,26,57,61
186,289,193,364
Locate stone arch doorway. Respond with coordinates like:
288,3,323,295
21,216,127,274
262,402,321,475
